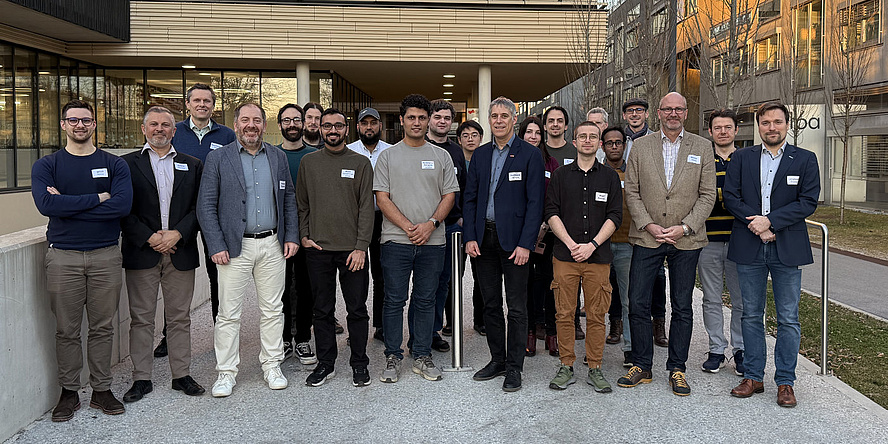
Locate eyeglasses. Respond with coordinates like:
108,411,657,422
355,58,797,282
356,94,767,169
321,123,347,131
460,132,480,139
280,117,302,125
575,134,599,141
63,117,95,126
624,107,646,114
659,107,687,114
603,140,624,148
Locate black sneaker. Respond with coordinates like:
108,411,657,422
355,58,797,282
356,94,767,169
441,325,453,337
432,335,451,352
153,337,168,358
305,364,335,387
623,351,633,368
334,319,345,335
701,352,726,373
373,328,385,342
352,366,371,387
669,370,691,396
733,350,746,376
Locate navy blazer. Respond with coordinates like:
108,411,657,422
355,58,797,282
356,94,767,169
463,136,546,251
197,141,299,259
723,144,820,267
121,150,203,271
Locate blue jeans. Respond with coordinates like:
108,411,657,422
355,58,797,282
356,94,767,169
611,242,633,352
736,242,802,386
381,241,445,359
628,244,701,372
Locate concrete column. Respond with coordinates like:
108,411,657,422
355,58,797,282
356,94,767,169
297,62,311,106
478,64,492,144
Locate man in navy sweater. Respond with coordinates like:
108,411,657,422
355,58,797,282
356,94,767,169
31,100,133,421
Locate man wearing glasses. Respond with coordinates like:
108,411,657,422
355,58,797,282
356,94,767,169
617,92,715,397
32,100,133,421
621,98,654,160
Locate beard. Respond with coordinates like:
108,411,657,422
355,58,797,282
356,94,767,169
360,131,380,146
282,126,303,142
304,129,320,140
323,132,343,147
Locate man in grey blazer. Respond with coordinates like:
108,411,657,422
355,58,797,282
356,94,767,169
197,102,300,397
616,92,715,396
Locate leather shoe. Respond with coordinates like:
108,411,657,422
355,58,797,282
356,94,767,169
172,375,206,396
51,388,80,422
606,318,622,344
373,328,385,342
731,378,764,398
502,369,522,392
777,384,797,408
431,335,450,352
546,335,559,357
653,317,668,347
473,324,487,336
123,380,153,403
153,337,168,357
90,390,125,415
525,331,537,357
473,361,506,381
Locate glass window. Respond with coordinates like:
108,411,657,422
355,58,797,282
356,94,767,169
15,47,36,187
147,70,184,121
626,27,638,50
185,70,222,123
839,0,881,49
260,71,298,146
712,57,724,83
0,43,13,188
833,136,864,178
756,34,779,72
104,69,145,151
759,0,781,22
651,9,667,35
310,72,333,110
795,1,823,88
37,53,59,158
222,71,259,129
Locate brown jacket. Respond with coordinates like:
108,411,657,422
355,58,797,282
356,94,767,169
624,130,715,250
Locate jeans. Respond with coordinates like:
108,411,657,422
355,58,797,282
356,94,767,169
698,241,743,354
737,242,802,386
407,223,461,346
628,244,701,372
381,241,445,359
283,247,314,344
611,242,633,352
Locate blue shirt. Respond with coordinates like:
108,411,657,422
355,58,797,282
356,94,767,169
760,143,785,216
239,142,277,233
486,134,516,221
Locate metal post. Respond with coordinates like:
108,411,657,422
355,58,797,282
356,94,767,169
806,219,830,375
444,231,473,372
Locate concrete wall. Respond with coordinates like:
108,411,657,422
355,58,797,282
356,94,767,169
0,227,209,442
0,192,48,236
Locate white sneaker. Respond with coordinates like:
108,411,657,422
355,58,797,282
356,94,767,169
264,366,289,390
211,373,236,397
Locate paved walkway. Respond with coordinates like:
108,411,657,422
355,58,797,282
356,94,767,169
7,269,888,443
803,246,888,320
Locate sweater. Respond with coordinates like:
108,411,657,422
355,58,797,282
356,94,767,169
705,150,736,242
171,119,236,163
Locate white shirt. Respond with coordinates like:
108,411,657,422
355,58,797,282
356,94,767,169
141,143,177,230
347,139,392,210
661,129,685,189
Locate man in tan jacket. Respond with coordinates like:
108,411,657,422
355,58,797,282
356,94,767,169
616,92,715,397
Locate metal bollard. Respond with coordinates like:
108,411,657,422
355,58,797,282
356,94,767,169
806,219,830,375
444,231,473,372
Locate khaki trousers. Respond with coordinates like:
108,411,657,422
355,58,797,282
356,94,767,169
215,236,285,376
45,245,122,391
552,259,611,367
126,254,195,380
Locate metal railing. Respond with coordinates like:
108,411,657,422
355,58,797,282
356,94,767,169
443,231,473,372
806,219,830,375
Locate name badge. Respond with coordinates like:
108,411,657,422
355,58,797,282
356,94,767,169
621,180,625,189
687,155,701,164
210,142,223,150
545,171,551,179
595,192,608,202
509,172,522,181
564,159,575,165
787,175,800,186
279,180,286,190
422,161,435,170
174,162,188,171
91,168,108,178
341,169,355,179
454,167,458,176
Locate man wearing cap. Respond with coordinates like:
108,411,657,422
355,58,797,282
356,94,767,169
622,98,654,160
347,107,392,343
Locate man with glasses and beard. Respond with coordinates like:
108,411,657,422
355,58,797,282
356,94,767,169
348,107,392,343
275,104,318,366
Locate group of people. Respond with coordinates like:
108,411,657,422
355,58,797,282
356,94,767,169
32,82,819,423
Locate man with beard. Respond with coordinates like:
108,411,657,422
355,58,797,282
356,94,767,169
347,107,392,342
297,108,374,387
617,92,715,397
302,102,325,151
121,106,205,403
622,98,654,160
197,103,299,397
276,104,318,366
544,105,577,167
31,99,133,421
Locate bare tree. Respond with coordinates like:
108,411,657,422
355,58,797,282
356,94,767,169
779,6,809,146
566,0,607,117
624,0,674,120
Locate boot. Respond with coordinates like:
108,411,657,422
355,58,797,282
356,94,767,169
574,317,585,340
546,335,559,357
653,317,668,348
606,318,622,344
525,331,537,357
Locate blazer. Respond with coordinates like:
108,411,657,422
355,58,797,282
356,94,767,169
624,130,716,250
463,136,546,252
197,141,299,259
723,144,820,267
120,150,202,271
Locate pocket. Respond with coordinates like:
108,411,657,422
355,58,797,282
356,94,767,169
586,281,612,315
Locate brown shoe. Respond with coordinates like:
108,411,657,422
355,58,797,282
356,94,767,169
51,388,81,422
606,318,622,344
731,378,765,398
777,385,797,408
545,335,559,357
653,317,668,348
89,390,125,415
525,331,537,357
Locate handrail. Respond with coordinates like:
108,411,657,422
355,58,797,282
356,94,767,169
806,219,829,375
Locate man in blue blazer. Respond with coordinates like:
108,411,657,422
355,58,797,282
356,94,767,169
197,103,300,398
723,101,820,408
464,96,546,392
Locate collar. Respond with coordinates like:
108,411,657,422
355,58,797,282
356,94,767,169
141,143,177,159
762,141,787,159
189,117,212,132
494,134,517,151
568,157,602,172
237,140,265,154
661,129,685,143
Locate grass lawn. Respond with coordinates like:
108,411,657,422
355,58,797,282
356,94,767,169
808,206,888,261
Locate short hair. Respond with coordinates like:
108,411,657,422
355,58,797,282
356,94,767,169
234,102,266,121
708,107,739,129
320,107,346,122
186,83,217,104
601,126,627,144
457,120,483,138
543,105,569,126
756,101,789,124
573,120,602,138
400,94,431,117
143,106,175,126
61,99,94,119
430,99,455,117
587,107,609,122
489,96,517,117
277,103,304,122
303,102,325,115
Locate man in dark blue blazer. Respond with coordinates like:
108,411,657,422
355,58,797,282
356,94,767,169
464,96,546,392
723,101,820,408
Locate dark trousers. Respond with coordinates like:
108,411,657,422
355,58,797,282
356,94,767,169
469,257,485,327
527,231,556,335
370,210,385,329
609,264,667,319
476,224,528,371
283,247,313,344
305,249,370,368
628,244,701,372
201,237,220,322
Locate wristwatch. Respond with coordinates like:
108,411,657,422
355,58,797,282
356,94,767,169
429,217,440,228
681,224,691,236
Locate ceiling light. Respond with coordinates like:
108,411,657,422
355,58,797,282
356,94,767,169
198,72,213,76
443,83,454,87
443,98,452,101
38,71,50,75
182,64,196,69
443,91,453,95
443,74,456,78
